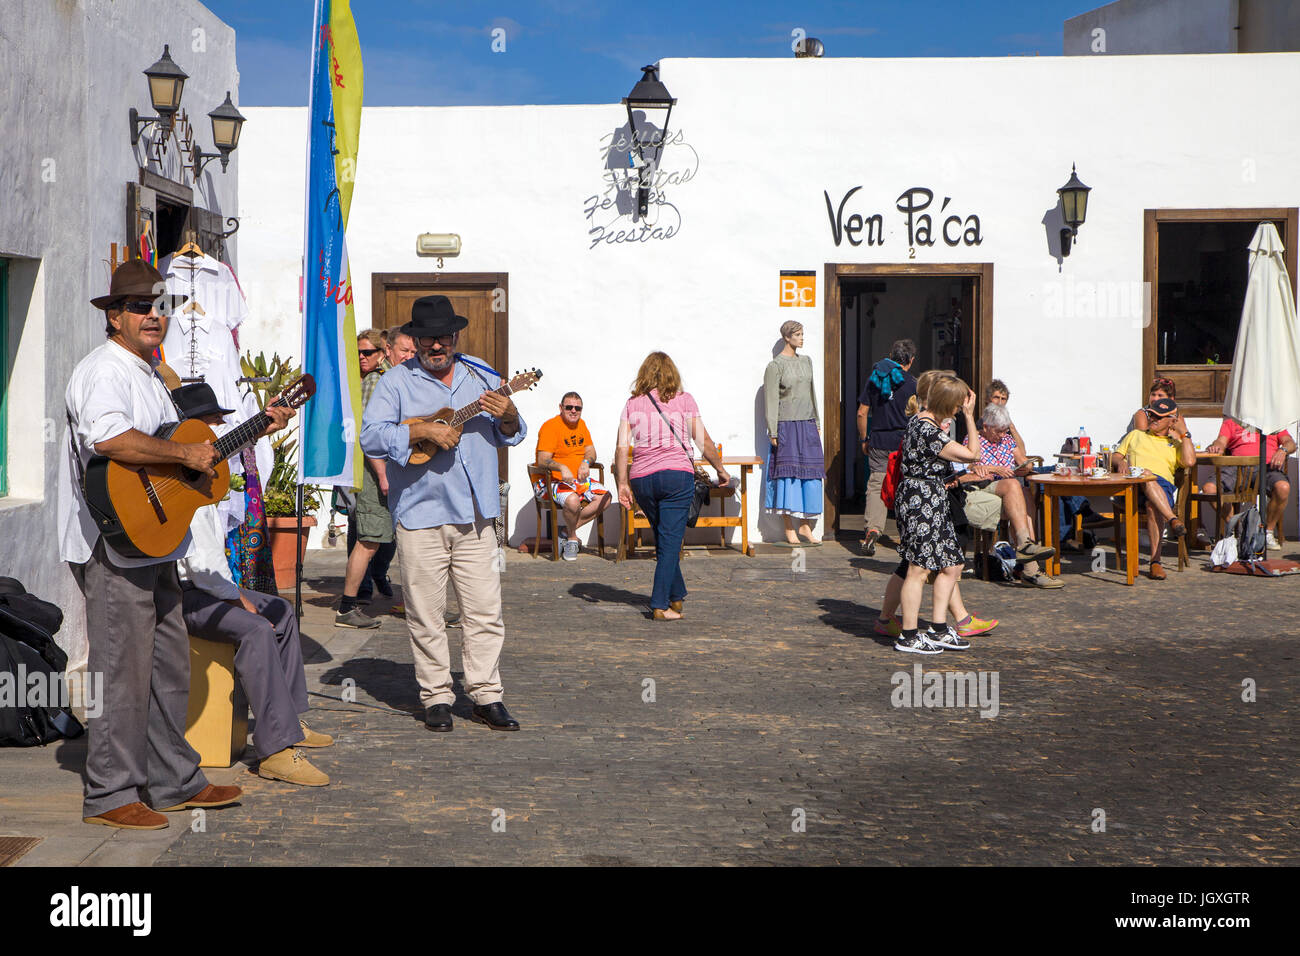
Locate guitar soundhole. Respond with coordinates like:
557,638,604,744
180,466,202,484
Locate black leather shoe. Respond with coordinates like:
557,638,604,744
470,702,519,731
424,704,453,732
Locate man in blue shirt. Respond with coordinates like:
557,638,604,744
361,296,527,733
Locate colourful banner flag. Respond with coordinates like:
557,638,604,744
299,0,364,487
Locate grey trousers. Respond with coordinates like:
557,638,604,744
71,540,208,817
181,587,308,759
864,445,893,535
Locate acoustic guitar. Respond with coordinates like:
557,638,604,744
404,368,542,466
81,375,316,559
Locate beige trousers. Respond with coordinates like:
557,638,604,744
396,519,505,707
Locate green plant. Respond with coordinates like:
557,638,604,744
242,350,322,517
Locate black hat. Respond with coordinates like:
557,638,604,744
399,295,469,339
172,382,235,420
1147,397,1178,417
91,258,188,312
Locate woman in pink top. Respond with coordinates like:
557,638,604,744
616,352,729,620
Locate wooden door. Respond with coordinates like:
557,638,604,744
370,272,510,476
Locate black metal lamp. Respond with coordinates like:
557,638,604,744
1057,163,1091,257
622,65,676,217
130,45,189,145
192,91,246,176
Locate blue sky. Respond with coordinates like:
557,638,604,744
205,0,1096,106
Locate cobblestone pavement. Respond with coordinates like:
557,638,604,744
142,534,1300,867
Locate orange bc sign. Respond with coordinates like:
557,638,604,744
779,270,816,307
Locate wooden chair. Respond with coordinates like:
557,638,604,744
1109,483,1191,572
1188,456,1263,542
527,462,607,560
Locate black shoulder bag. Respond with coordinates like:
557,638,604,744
647,394,713,528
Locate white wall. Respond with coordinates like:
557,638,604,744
237,52,1300,548
0,0,239,664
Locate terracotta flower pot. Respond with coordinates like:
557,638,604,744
266,515,317,591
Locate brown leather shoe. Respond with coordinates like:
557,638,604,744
156,784,243,812
83,801,169,830
1148,561,1167,581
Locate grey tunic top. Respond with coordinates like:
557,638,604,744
764,354,820,436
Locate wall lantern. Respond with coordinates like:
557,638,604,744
794,37,825,57
130,45,189,146
1057,163,1091,257
622,64,676,217
192,92,246,176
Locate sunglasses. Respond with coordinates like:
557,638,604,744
122,299,158,315
416,335,456,349
358,348,381,357
563,404,583,412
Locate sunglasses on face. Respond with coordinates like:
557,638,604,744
563,405,583,412
358,348,381,357
122,300,158,315
417,336,456,349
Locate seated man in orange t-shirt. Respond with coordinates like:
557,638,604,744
535,391,612,560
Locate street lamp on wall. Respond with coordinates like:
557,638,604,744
191,92,247,176
622,64,676,218
129,45,189,147
1057,164,1091,257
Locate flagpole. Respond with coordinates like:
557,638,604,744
295,483,304,618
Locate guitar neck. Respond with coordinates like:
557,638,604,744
448,382,515,428
212,398,287,461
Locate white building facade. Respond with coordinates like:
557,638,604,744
237,53,1300,550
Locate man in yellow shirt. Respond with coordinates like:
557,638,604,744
1112,397,1196,580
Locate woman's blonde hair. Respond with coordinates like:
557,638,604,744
912,368,956,410
631,351,683,401
927,375,970,421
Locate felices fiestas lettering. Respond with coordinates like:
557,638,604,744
825,186,983,249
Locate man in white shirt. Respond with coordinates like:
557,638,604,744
173,384,331,787
60,260,289,830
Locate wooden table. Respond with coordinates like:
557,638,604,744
617,455,763,560
1028,472,1155,585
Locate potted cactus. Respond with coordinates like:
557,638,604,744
242,351,322,589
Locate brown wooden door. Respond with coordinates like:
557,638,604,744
370,272,510,477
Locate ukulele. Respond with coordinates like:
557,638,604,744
403,368,542,465
81,375,316,558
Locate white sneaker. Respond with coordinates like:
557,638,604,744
1266,531,1281,551
561,539,580,561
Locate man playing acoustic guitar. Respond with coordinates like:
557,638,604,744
360,295,527,733
59,259,292,829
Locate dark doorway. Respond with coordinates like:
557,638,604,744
823,263,992,534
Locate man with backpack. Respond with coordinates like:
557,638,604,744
857,339,917,555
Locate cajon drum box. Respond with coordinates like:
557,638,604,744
184,634,249,768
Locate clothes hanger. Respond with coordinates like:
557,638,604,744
176,228,204,259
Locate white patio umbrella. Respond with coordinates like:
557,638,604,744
1221,222,1300,535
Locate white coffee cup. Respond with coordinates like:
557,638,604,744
1128,467,1143,478
1091,467,1107,478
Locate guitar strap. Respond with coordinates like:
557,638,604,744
456,354,501,388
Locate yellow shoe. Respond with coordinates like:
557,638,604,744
298,720,334,748
258,748,330,787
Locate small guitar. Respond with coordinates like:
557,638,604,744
403,368,542,466
82,375,316,558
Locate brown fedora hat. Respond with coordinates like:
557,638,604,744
91,258,188,312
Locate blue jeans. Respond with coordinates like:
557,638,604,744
1057,495,1088,542
629,469,694,611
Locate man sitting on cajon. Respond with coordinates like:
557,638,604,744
173,383,334,786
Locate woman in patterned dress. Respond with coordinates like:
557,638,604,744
894,376,982,654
